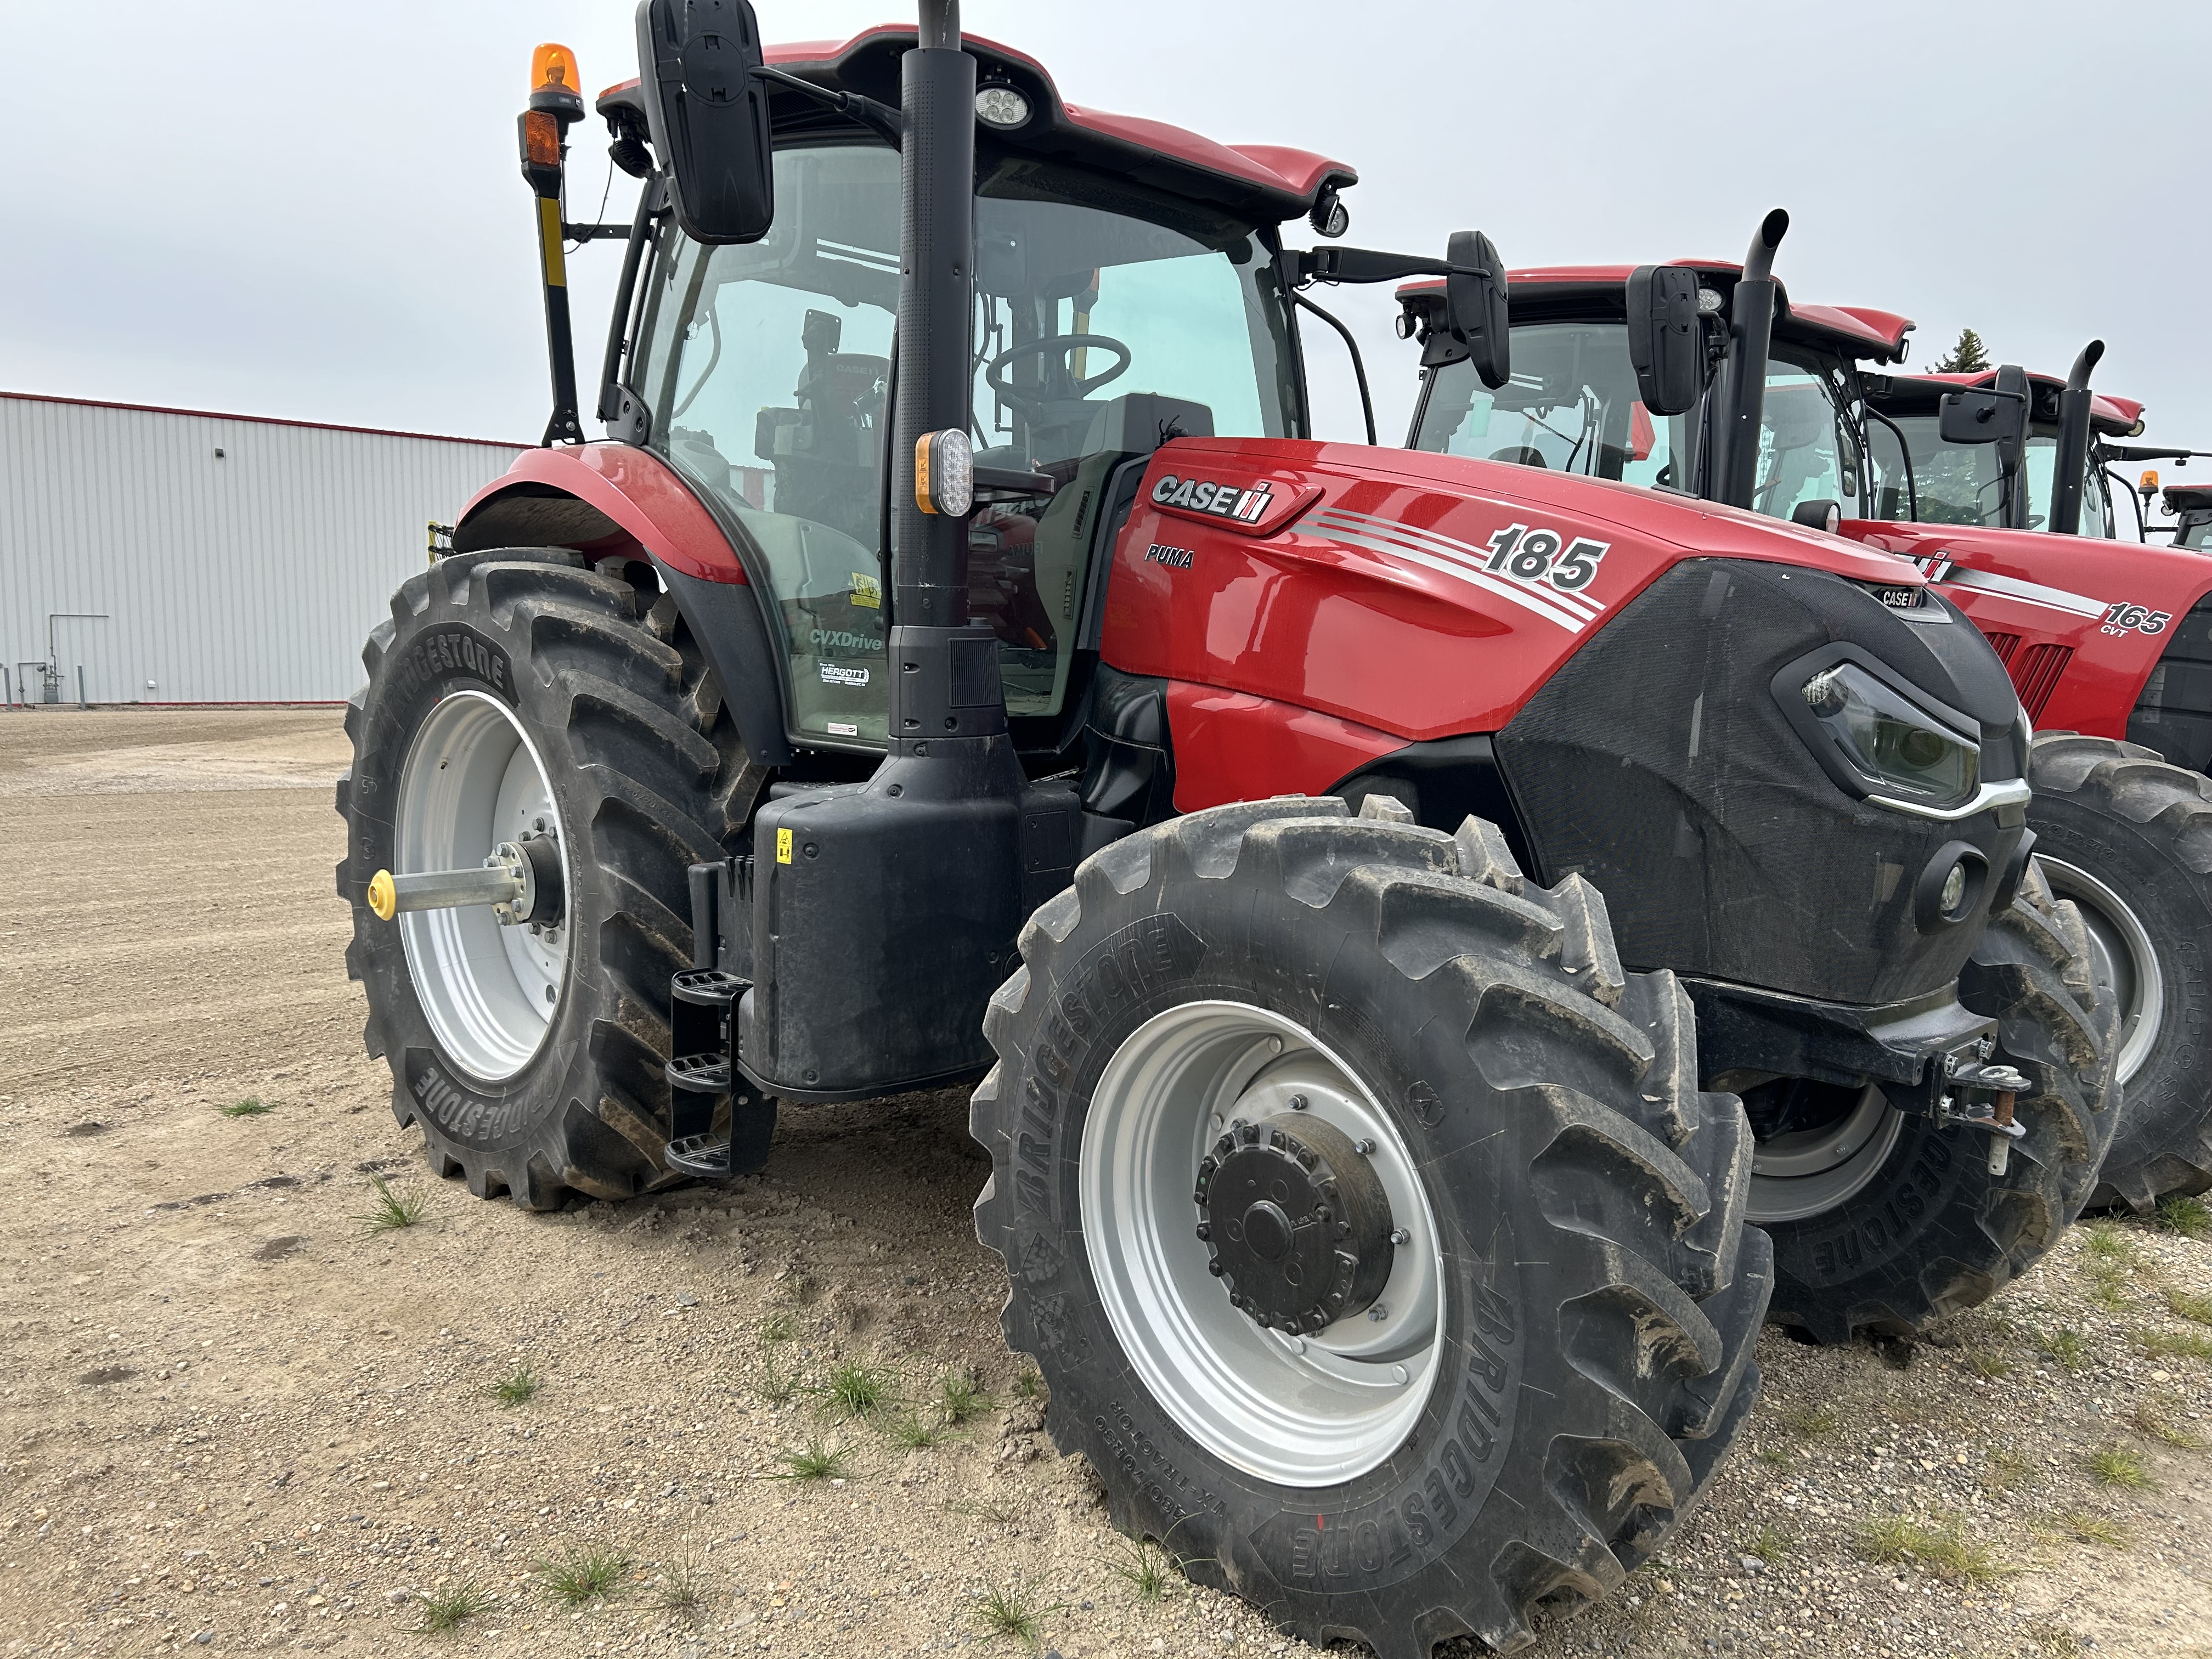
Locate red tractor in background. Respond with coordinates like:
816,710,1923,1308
1400,234,2205,1222
332,8,2104,1649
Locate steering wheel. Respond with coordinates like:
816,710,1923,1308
983,334,1132,418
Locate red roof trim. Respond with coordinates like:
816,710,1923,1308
761,28,1353,217
0,390,528,450
1878,370,2142,431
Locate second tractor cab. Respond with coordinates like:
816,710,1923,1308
1397,230,2127,1338
2161,478,2212,548
334,7,2081,1648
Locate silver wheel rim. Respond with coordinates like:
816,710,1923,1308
1747,1084,1906,1224
2038,855,2163,1086
396,691,568,1082
1079,1001,1444,1487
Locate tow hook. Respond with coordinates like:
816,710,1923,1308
1936,1059,2031,1175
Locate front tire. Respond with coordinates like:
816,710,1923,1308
2029,735,2212,1210
1758,861,2118,1342
973,799,1768,1657
336,549,755,1206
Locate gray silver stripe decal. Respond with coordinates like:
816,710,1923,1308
1934,566,2107,620
1301,509,1604,633
1307,507,1608,622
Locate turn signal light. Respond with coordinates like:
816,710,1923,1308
521,109,562,167
915,429,974,517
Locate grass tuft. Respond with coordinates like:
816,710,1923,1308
2062,1510,2131,1549
1748,1522,1790,1566
1984,1448,2036,1491
1963,1348,2015,1380
654,1547,707,1616
884,1409,942,1451
827,1360,887,1418
974,1582,1041,1646
1781,1406,1839,1438
411,1581,494,1633
756,1355,802,1409
1012,1368,1043,1402
779,1436,850,1481
2164,1288,2212,1328
493,1367,540,1408
2080,1220,2134,1262
355,1175,428,1233
2155,1193,2212,1239
534,1547,630,1608
2084,1445,2152,1489
758,1310,797,1344
939,1368,991,1425
2043,1328,2092,1370
219,1097,274,1118
2133,1405,2204,1451
1104,1535,1177,1602
2142,1328,2212,1363
1855,1513,2011,1584
1754,1448,1792,1470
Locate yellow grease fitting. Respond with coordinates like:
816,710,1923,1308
776,827,794,865
368,870,398,921
539,197,567,288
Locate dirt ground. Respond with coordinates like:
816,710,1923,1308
4,706,2211,1659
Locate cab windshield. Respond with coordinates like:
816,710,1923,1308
1864,416,2111,537
632,139,1298,748
1411,322,1692,488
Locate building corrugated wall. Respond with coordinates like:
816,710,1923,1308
1,393,526,704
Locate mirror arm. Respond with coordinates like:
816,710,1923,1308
752,64,906,143
1294,248,1491,286
1290,290,1375,446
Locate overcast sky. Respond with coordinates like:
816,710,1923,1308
7,0,2207,519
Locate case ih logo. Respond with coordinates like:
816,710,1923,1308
1152,473,1275,525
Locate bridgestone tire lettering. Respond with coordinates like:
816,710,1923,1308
336,547,759,1208
973,799,1771,1655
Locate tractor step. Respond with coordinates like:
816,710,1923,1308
664,1132,735,1179
666,1052,732,1092
673,967,747,1007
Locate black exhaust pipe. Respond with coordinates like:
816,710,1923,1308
2047,338,2106,537
1711,208,1789,511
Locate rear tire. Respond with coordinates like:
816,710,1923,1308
336,548,756,1207
1759,861,2118,1342
2029,734,2212,1210
973,799,1768,1657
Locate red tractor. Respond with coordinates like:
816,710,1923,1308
1395,227,2125,1342
1400,235,2201,1220
335,11,2101,1649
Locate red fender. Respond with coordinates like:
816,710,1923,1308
456,443,748,584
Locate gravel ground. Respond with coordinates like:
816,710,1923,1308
3,707,2210,1659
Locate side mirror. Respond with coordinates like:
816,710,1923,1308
1624,265,1708,416
1435,230,1510,390
1938,380,2029,476
636,0,775,245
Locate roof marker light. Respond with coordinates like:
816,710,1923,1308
976,85,1030,129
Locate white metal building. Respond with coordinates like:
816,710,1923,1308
1,393,526,706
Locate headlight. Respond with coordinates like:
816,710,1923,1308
1796,662,1979,809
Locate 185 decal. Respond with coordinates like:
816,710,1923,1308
1482,523,1609,592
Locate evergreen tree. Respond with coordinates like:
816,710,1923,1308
1933,327,1992,374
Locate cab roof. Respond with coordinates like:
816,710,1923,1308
1866,369,2145,436
1396,266,1914,364
2164,481,2212,513
605,29,1356,227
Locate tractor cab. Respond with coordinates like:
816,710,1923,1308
1858,368,2142,535
2165,479,2212,548
614,31,1318,755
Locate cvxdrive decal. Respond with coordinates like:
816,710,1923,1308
1300,507,1611,634
1151,473,1275,525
